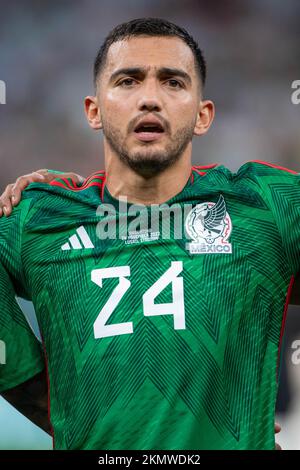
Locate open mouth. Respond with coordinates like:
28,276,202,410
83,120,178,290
134,121,165,142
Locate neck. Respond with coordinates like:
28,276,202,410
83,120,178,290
103,145,192,205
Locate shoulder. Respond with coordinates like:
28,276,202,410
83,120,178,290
236,160,299,183
235,162,300,215
21,170,106,202
48,170,105,193
192,160,298,181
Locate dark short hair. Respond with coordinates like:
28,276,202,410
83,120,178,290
93,17,206,89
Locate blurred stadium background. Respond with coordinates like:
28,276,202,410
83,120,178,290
0,0,299,450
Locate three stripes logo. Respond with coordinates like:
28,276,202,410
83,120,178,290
61,225,94,251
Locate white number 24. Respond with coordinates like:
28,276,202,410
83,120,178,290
92,261,185,339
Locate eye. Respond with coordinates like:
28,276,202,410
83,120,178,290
119,78,136,87
166,79,183,88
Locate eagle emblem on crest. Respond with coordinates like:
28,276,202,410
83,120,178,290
185,195,232,254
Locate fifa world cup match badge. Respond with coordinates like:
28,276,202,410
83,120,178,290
185,195,232,254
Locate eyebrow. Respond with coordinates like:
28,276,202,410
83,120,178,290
109,67,192,85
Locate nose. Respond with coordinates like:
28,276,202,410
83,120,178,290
136,79,162,112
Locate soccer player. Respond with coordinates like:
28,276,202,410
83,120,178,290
0,18,299,450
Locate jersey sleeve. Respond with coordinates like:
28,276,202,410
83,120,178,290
0,199,44,392
0,263,44,392
251,161,300,277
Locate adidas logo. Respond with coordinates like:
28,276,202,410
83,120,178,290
61,225,94,250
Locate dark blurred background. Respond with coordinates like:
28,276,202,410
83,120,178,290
0,0,299,449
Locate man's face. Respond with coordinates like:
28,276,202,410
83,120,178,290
97,36,203,176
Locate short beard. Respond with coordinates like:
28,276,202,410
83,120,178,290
102,122,195,178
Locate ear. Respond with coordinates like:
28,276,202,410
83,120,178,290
84,95,103,130
193,100,215,137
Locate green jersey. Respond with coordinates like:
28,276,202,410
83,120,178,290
0,262,44,391
0,161,299,450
